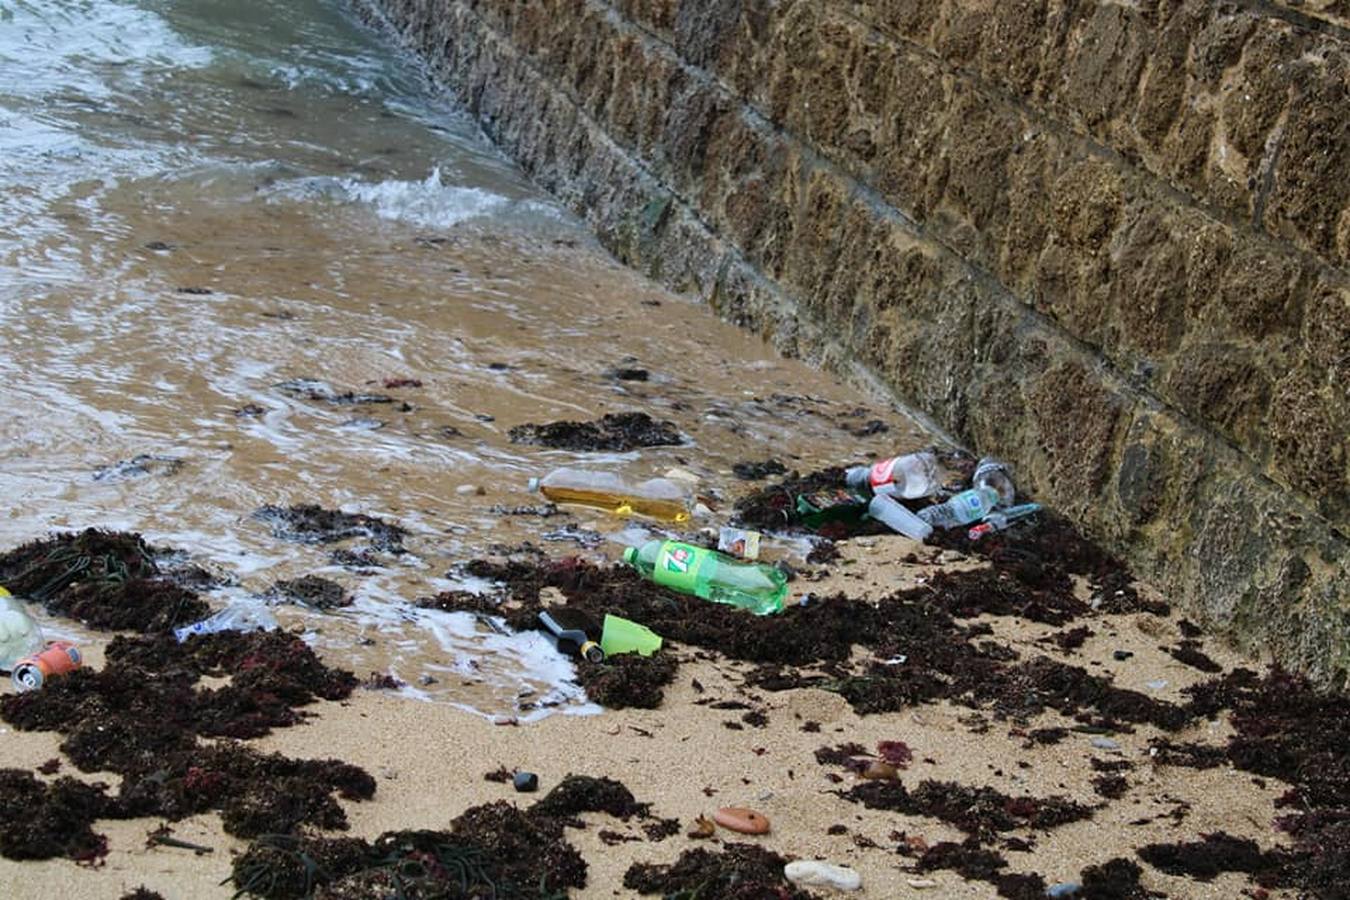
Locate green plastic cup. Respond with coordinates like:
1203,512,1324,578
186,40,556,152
601,614,663,657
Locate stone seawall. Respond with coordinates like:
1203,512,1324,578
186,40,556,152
361,0,1349,684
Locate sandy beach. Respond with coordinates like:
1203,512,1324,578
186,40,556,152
0,537,1305,900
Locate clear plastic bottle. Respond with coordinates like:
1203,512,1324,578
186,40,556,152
972,457,1016,507
845,451,941,498
527,468,691,522
867,493,933,541
918,486,1001,530
623,540,786,615
174,602,279,642
0,587,44,671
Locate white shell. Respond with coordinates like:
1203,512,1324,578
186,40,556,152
784,860,862,891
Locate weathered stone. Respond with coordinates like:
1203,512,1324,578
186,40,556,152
364,0,1350,686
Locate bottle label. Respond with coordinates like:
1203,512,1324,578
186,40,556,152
653,541,710,594
958,490,985,516
868,457,897,488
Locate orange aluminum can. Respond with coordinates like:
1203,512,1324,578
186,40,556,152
11,642,82,692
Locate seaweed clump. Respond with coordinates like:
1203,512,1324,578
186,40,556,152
839,779,1094,842
530,775,647,821
0,769,116,863
270,575,352,609
507,411,682,451
573,651,678,709
252,504,407,553
0,630,371,861
0,529,209,632
624,843,814,899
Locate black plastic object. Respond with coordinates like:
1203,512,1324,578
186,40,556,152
538,608,604,663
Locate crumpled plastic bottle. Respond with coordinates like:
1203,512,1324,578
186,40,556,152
0,587,45,671
174,602,279,642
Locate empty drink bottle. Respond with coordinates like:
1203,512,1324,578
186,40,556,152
0,586,44,671
918,486,1001,530
972,457,1016,506
527,468,691,522
845,451,941,498
867,493,933,541
623,540,787,615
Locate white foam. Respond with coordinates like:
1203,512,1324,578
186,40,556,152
341,167,507,229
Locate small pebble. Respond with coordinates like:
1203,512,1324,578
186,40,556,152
418,674,438,686
513,771,539,793
1091,737,1120,751
713,806,771,834
1047,882,1082,898
861,760,898,781
456,484,485,496
1112,650,1133,661
907,878,937,889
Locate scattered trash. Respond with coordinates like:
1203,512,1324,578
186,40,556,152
795,487,871,530
712,806,770,834
600,614,662,658
967,502,1043,540
0,587,44,670
717,526,761,560
784,859,862,891
513,771,539,793
918,485,1001,530
1146,679,1168,691
174,603,279,642
538,608,605,663
867,492,932,541
11,641,82,692
1046,881,1082,897
972,457,1017,506
624,540,787,615
907,878,938,889
845,450,940,498
1091,737,1121,751
527,468,690,522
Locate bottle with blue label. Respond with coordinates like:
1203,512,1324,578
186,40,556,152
917,485,1002,530
622,540,786,615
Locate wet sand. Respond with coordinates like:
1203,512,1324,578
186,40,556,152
0,539,1294,899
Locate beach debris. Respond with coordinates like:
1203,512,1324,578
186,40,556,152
272,378,394,405
1091,737,1121,751
846,451,941,497
907,878,938,888
146,825,213,855
531,775,647,820
174,602,278,642
624,540,787,615
868,492,933,540
732,459,787,481
600,613,662,658
92,454,184,482
1113,650,1134,661
508,411,682,451
539,608,605,662
528,467,691,522
712,807,771,835
0,529,210,633
717,526,762,559
784,859,862,890
687,815,716,839
513,771,539,793
625,844,805,897
269,575,351,609
0,587,44,669
10,642,82,692
1046,882,1082,897
862,760,899,781
251,504,407,552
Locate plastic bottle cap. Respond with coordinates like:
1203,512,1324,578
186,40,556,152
526,477,540,492
622,547,637,565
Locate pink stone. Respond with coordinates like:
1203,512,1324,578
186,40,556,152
713,806,771,835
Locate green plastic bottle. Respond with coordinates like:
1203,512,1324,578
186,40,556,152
622,540,787,615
